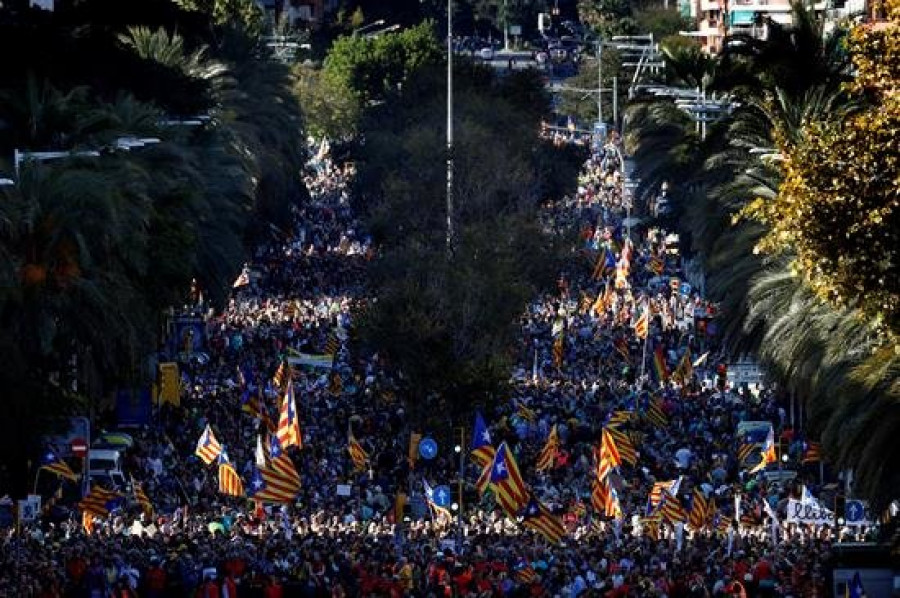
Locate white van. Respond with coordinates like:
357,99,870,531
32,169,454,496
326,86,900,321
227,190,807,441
87,449,126,489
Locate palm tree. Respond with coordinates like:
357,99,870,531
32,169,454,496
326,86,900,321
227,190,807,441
627,4,900,506
121,24,305,234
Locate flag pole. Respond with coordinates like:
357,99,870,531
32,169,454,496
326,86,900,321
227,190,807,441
640,331,649,380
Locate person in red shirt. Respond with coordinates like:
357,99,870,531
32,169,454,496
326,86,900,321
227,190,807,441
224,556,246,580
754,555,775,596
263,576,283,598
732,556,750,581
144,560,167,598
453,564,473,595
196,576,219,598
66,553,88,587
221,573,238,598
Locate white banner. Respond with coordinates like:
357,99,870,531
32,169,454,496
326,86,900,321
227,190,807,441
785,499,833,526
287,353,334,369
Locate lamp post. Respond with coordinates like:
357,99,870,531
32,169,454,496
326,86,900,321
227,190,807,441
454,427,465,553
446,0,455,256
597,40,603,127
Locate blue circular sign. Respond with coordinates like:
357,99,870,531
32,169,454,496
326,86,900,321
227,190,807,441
432,485,452,507
418,437,438,460
845,500,866,523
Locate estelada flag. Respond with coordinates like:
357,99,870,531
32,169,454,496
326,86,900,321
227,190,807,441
490,442,529,518
194,424,222,466
470,412,496,468
522,497,566,544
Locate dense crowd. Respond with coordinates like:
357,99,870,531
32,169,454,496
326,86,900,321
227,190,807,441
0,134,869,598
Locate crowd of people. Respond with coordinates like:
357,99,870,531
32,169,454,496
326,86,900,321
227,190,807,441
0,133,872,598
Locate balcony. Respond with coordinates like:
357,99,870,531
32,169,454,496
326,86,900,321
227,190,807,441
728,0,793,10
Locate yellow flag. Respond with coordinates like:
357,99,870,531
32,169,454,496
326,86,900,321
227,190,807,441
158,362,180,406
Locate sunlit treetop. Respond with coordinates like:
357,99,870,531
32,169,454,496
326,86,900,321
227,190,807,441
742,3,900,342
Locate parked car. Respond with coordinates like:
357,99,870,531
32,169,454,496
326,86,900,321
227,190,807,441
87,448,127,489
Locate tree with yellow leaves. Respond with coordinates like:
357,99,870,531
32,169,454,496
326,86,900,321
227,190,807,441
743,3,900,339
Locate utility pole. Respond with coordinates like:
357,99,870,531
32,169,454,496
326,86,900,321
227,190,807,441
613,76,618,130
503,0,509,50
597,41,603,127
446,0,455,257
456,427,465,552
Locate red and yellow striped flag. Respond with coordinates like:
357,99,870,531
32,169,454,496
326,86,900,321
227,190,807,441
591,282,613,316
592,478,609,514
535,425,559,472
490,442,529,518
218,452,245,497
132,479,153,516
552,335,565,369
605,427,637,466
688,487,708,530
40,455,79,482
633,307,649,340
348,429,369,471
522,497,566,544
276,381,302,450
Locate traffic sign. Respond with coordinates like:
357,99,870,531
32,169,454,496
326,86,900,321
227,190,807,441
71,437,88,458
431,485,452,508
845,500,872,525
418,437,438,460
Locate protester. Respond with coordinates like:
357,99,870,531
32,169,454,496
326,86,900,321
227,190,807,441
0,136,851,598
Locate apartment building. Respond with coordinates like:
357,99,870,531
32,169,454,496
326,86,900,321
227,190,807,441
256,0,339,29
678,0,869,54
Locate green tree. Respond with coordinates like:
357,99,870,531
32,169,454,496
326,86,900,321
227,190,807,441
632,7,691,40
578,0,635,38
355,64,569,422
322,21,443,106
0,0,307,492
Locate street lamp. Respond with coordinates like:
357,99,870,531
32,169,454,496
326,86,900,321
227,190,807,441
115,137,161,150
364,24,401,38
455,428,465,552
13,136,163,181
14,149,101,180
353,18,385,36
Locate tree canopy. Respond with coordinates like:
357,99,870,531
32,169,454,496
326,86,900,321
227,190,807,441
742,6,900,340
352,60,576,423
625,4,900,508
0,0,305,491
